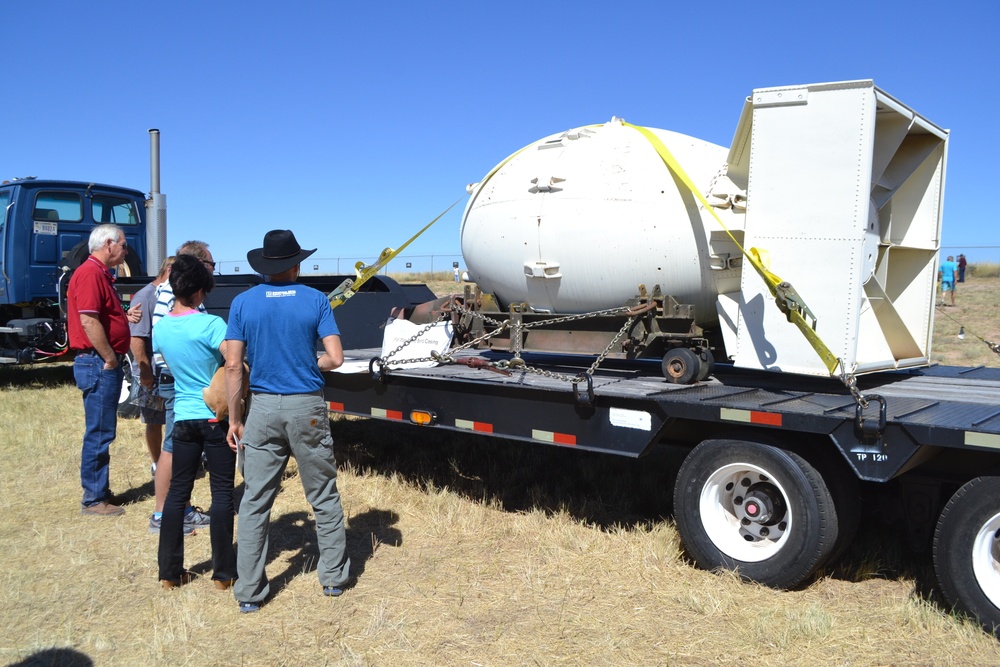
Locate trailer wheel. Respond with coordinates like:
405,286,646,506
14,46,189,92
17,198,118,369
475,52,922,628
933,476,1000,637
662,347,698,384
117,351,140,419
674,439,838,589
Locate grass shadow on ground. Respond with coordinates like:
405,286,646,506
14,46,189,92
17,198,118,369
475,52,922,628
332,416,683,533
186,507,403,593
7,647,94,667
332,416,942,601
824,479,944,606
0,361,75,388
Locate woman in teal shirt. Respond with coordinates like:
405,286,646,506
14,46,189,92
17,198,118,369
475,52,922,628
153,254,236,590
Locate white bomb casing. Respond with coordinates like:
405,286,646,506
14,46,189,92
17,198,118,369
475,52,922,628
460,119,744,323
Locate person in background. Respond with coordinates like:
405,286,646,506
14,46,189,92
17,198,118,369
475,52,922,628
225,229,351,613
129,256,175,477
958,254,967,283
67,224,132,516
148,240,215,535
939,255,958,307
153,254,237,590
453,265,460,282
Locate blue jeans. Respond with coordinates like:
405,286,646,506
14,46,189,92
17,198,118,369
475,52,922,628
159,379,175,453
158,419,236,583
74,353,123,507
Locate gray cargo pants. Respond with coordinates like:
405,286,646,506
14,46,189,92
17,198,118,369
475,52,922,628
234,392,350,604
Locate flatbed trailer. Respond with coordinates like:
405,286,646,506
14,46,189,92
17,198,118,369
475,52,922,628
323,348,1000,635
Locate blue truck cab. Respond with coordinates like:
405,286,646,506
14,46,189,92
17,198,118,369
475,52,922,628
0,178,147,363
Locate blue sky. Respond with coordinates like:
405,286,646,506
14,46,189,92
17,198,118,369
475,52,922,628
3,1,998,271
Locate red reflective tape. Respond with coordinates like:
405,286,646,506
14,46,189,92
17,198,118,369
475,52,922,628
371,407,404,420
552,432,576,445
455,418,493,433
328,401,345,412
751,411,782,426
532,429,577,445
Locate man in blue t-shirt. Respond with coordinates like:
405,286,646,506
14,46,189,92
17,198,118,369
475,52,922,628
224,229,350,613
939,255,958,307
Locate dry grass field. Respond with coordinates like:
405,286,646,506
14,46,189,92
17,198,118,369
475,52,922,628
2,274,1000,666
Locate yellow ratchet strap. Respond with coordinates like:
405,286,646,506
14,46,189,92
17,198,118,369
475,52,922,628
327,197,464,309
624,122,840,374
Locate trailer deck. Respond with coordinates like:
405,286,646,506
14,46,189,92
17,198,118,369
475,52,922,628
325,348,1000,483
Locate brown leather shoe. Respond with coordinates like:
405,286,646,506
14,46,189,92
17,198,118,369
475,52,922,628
161,571,195,590
213,579,235,590
81,502,125,517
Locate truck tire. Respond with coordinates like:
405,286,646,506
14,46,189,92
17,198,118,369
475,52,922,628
64,241,142,276
674,439,839,589
933,476,1000,637
117,351,140,419
65,241,90,271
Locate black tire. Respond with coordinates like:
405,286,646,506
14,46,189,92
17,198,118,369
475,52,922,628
933,476,1000,637
64,240,143,276
714,430,862,567
695,347,715,382
117,351,140,419
812,451,861,564
662,347,699,384
673,439,839,589
65,241,90,271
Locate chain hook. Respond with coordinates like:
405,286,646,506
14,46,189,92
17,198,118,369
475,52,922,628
368,357,387,384
572,373,595,408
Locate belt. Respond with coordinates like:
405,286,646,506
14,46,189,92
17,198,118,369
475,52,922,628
78,349,127,365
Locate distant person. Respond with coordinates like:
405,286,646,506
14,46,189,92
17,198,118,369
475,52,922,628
939,255,958,307
958,254,967,283
129,256,175,477
225,229,351,613
67,224,132,516
453,266,460,282
153,254,236,590
148,241,215,535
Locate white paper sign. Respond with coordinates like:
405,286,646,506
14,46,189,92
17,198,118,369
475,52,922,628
380,318,454,369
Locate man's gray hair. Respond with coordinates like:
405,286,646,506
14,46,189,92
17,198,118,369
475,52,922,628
176,240,210,261
89,224,123,253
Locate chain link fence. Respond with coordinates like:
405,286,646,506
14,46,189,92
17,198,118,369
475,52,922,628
214,253,464,277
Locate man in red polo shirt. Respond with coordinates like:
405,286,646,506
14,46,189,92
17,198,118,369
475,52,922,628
67,224,134,516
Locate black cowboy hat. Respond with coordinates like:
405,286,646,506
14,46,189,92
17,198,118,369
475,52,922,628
247,229,316,275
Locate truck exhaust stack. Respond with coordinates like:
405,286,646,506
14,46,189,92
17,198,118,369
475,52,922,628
145,128,167,274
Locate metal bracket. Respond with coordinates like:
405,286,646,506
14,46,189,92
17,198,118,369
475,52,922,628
369,357,387,384
855,393,886,443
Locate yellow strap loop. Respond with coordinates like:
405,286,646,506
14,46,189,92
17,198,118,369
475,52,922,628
624,122,840,374
328,197,464,309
